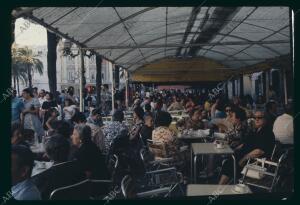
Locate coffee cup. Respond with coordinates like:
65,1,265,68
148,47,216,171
234,184,247,193
216,143,224,149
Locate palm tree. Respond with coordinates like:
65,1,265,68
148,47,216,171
12,61,28,94
13,46,43,89
12,45,31,94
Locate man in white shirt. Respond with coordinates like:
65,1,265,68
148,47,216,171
273,103,294,145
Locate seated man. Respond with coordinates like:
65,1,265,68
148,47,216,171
273,103,294,145
32,134,80,199
176,108,204,130
11,145,41,200
45,134,70,165
219,110,275,185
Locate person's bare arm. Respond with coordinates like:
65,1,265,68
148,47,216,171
168,104,174,111
46,117,54,130
239,149,265,166
22,107,39,115
63,107,70,113
234,143,244,151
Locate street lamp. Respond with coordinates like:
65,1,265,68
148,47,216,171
84,50,94,58
61,39,79,58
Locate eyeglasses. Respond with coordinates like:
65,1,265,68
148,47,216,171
225,109,231,112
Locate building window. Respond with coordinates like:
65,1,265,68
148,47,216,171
91,73,95,83
68,71,73,81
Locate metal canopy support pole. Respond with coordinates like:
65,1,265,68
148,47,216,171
266,70,270,102
240,74,244,97
283,69,288,105
289,8,294,104
125,69,129,109
111,63,115,114
79,49,85,112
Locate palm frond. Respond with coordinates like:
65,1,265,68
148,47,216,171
11,45,44,77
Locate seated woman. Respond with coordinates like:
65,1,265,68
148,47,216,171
140,113,154,146
152,111,182,159
102,110,128,155
224,106,250,149
168,96,184,111
129,106,145,141
184,96,196,113
211,98,226,119
176,108,204,130
211,104,234,132
71,124,109,179
219,110,275,184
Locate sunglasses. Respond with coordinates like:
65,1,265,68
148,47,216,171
225,109,231,112
254,116,264,120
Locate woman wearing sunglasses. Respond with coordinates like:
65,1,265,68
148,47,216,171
219,110,275,185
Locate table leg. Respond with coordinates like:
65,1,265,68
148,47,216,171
231,154,236,184
194,155,198,183
190,146,193,181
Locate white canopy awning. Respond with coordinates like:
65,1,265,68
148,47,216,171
14,7,291,75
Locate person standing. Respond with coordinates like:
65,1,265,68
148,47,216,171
21,88,44,142
12,90,24,124
63,99,77,124
41,92,58,130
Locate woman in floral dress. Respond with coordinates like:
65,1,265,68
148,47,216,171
21,88,44,142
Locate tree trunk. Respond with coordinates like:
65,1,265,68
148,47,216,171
47,31,59,95
11,18,15,45
27,64,32,89
95,55,102,109
17,77,20,96
13,76,16,89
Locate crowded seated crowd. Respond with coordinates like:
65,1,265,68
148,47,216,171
11,87,294,200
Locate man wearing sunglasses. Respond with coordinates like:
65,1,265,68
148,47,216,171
219,110,275,185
